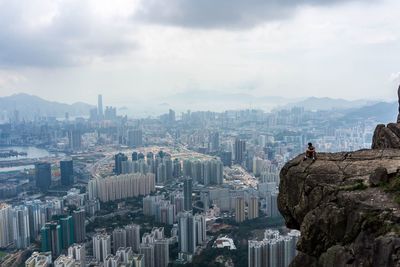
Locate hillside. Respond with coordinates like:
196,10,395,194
0,93,93,120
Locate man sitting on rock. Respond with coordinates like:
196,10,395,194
304,142,317,161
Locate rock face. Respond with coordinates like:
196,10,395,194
278,149,400,267
372,123,400,149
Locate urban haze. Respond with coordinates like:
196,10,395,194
0,1,399,267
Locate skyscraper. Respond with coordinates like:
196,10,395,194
12,205,30,249
41,221,62,258
35,162,52,191
194,214,206,245
98,94,103,119
235,197,245,223
68,129,82,151
178,211,196,254
58,215,75,249
234,138,246,164
125,224,140,253
209,132,220,152
60,160,74,186
112,228,127,253
139,243,154,267
93,233,111,262
248,196,259,220
114,153,128,175
127,129,143,148
154,239,169,267
0,203,12,248
68,243,86,266
248,229,300,267
183,178,192,211
72,209,86,243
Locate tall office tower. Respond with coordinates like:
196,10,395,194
68,129,82,151
93,233,111,262
156,163,167,185
248,196,259,220
98,94,103,119
114,153,128,175
112,228,127,253
125,224,141,252
12,205,30,249
35,162,52,191
171,192,184,215
209,132,220,152
139,243,154,267
154,239,169,267
220,151,232,167
132,151,139,161
68,243,86,266
0,203,12,247
60,159,74,186
72,209,86,243
57,215,75,249
235,197,245,223
183,178,193,211
41,221,62,258
168,109,175,124
194,214,206,245
234,138,246,164
178,211,196,254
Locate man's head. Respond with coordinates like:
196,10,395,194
308,142,313,147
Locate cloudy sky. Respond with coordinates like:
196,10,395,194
0,0,399,108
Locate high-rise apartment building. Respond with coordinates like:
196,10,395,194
112,228,127,253
248,229,301,267
41,221,62,258
93,233,111,262
248,196,259,220
12,205,30,249
178,211,196,254
125,224,140,253
0,203,12,247
68,243,86,267
235,197,245,223
183,178,192,211
234,138,246,164
72,209,86,243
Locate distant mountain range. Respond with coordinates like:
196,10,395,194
281,97,378,111
0,93,94,120
343,101,397,123
0,92,395,122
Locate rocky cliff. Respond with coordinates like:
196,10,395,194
278,143,400,266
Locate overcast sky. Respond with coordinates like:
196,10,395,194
0,0,399,106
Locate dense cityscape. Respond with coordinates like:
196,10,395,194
0,93,386,267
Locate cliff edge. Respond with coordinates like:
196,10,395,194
278,130,400,266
